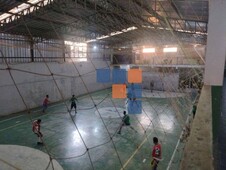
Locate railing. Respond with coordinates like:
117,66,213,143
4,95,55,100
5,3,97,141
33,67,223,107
0,57,65,63
0,56,110,64
135,56,204,67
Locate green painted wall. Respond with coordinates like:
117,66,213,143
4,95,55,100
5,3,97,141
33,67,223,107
211,86,222,140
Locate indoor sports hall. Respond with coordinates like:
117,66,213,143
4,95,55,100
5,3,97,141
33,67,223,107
0,1,225,170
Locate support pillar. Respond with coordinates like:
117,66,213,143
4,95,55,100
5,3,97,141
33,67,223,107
204,0,226,85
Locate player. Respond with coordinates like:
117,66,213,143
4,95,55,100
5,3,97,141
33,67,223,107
42,95,50,113
150,80,154,92
151,137,162,170
118,111,130,134
70,94,78,114
32,119,43,145
192,104,197,118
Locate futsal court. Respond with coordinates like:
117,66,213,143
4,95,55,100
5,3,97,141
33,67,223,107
0,1,210,169
0,88,196,170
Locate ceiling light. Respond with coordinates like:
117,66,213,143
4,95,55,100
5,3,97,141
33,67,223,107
163,47,177,53
96,35,109,40
148,17,159,23
86,39,96,43
142,48,155,53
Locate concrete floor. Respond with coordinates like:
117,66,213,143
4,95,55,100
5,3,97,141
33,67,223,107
0,89,193,170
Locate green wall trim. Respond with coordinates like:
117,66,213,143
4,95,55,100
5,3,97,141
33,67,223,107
211,86,222,140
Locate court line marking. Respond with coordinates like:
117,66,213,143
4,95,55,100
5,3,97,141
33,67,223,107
0,103,67,132
0,103,64,124
120,130,152,170
0,114,49,133
0,158,21,170
0,115,24,123
166,130,183,170
0,120,30,132
166,110,194,169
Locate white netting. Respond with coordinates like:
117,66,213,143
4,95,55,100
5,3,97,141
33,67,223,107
0,1,205,170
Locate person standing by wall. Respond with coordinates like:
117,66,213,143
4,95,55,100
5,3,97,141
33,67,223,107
42,95,50,113
150,80,154,92
192,104,197,118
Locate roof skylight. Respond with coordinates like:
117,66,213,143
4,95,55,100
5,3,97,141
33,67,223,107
0,0,53,25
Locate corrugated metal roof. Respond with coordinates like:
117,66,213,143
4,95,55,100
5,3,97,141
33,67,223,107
0,0,208,45
0,0,24,13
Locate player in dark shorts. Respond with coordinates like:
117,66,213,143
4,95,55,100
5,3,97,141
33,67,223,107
118,111,131,134
70,94,78,114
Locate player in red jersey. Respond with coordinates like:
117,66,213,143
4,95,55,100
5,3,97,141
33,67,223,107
151,137,162,170
32,119,43,145
42,95,50,113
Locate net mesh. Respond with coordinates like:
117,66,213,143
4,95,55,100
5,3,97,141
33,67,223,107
0,1,204,170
